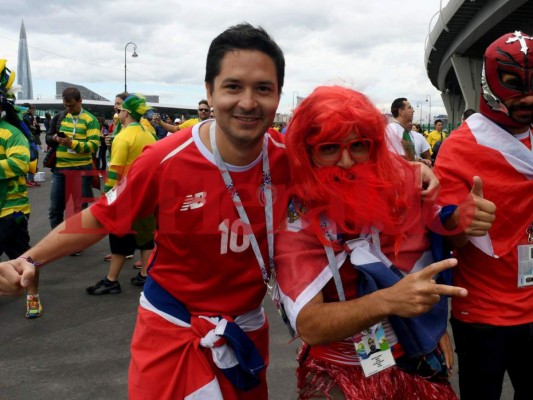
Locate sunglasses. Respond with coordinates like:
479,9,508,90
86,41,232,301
312,138,373,165
198,108,210,112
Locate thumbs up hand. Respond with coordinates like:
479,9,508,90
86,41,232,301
459,176,496,236
470,175,483,198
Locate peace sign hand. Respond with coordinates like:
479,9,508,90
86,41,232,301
378,258,467,318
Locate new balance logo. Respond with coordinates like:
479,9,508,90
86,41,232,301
180,192,207,211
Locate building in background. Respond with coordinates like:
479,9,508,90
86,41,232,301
425,0,533,128
17,20,33,100
55,82,109,101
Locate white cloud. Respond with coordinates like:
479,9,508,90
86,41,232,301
0,0,451,118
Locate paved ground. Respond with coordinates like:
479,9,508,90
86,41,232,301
0,167,514,399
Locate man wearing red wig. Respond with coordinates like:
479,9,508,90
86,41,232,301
434,31,533,400
274,85,494,399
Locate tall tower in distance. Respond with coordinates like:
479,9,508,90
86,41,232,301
17,19,33,100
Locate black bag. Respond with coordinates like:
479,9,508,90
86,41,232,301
43,148,56,169
431,140,442,162
43,110,68,169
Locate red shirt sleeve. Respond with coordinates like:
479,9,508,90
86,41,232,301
90,143,160,235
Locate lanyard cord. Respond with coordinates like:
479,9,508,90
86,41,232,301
322,216,384,303
209,122,275,285
321,214,347,302
71,109,84,138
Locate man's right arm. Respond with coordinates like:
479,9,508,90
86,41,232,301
0,208,108,295
21,208,107,267
296,258,467,346
153,115,178,134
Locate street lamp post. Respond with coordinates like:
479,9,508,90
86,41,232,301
292,91,299,110
426,95,432,129
416,101,423,127
124,42,138,93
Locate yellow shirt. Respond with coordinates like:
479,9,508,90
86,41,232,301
104,122,156,192
426,130,447,154
140,117,156,139
178,118,199,130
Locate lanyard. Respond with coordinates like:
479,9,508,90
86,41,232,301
322,215,383,303
71,109,84,139
320,214,346,301
209,121,275,286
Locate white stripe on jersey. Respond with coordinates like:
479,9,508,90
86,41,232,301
267,132,286,149
161,136,194,164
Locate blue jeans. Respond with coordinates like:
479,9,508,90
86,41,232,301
49,165,94,229
451,316,533,400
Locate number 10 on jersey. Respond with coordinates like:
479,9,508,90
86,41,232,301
219,219,251,254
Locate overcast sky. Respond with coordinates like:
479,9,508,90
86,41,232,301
0,0,452,121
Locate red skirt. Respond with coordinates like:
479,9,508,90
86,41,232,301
297,347,458,400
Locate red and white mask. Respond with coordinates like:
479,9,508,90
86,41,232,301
480,31,533,127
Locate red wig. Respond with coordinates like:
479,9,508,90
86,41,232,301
285,86,421,244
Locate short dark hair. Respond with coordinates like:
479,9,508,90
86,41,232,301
390,98,407,118
462,109,475,120
205,23,285,94
198,99,209,107
434,119,443,125
116,92,129,101
62,87,81,102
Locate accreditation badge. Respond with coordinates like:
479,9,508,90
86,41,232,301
352,323,395,377
517,244,533,288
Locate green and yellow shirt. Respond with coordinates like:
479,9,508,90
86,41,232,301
56,109,100,168
0,120,30,217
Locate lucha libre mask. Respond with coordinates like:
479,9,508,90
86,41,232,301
480,31,533,128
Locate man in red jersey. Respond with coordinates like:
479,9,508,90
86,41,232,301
434,31,533,400
1,23,289,400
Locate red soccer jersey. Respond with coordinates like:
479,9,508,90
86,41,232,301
91,122,290,316
435,114,533,325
